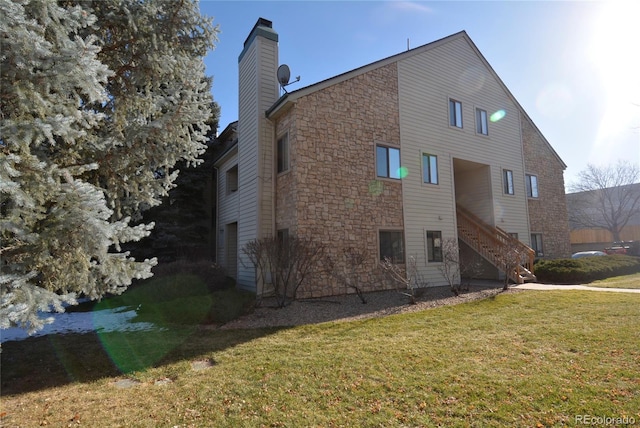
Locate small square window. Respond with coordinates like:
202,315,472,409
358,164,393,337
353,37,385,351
449,99,463,128
476,108,488,135
277,134,289,173
226,165,238,194
422,153,438,184
526,174,538,198
503,169,514,195
379,230,404,263
376,145,401,179
427,231,443,262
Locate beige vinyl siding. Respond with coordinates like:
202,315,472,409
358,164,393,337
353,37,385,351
216,153,240,267
398,36,530,284
237,34,280,291
237,40,260,288
256,37,278,240
454,164,493,224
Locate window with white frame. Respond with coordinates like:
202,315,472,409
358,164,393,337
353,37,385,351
503,169,514,195
379,230,404,263
376,145,401,179
476,108,488,135
422,153,438,184
526,174,539,198
426,230,443,262
277,133,289,173
226,165,238,194
449,99,463,128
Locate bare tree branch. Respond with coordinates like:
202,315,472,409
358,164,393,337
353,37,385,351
568,161,640,241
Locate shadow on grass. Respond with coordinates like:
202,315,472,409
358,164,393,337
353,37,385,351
1,281,506,397
1,324,286,396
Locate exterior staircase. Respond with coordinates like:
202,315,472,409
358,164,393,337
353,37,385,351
456,204,536,284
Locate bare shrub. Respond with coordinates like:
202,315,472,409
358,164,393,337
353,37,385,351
437,238,462,295
327,247,369,303
459,253,484,292
496,247,523,290
242,235,326,308
379,256,427,304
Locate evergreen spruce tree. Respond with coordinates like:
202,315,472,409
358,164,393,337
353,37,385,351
0,0,218,332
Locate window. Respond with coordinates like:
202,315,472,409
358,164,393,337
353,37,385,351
277,228,289,258
379,230,404,263
376,145,401,179
449,99,463,128
427,231,443,262
277,228,289,244
476,108,488,135
526,174,539,198
422,153,438,184
503,169,514,195
531,233,543,257
277,134,289,173
226,165,238,194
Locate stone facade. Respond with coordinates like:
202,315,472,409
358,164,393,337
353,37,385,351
275,64,404,298
521,115,571,258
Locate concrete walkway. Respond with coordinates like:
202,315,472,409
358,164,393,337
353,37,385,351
512,283,640,293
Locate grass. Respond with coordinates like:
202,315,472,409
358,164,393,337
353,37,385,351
2,288,639,427
588,272,640,289
72,273,256,325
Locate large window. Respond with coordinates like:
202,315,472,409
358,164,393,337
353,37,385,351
531,233,543,257
526,174,539,198
376,145,401,179
226,165,238,194
503,169,514,195
277,133,289,173
427,231,443,262
449,99,463,128
476,108,488,135
379,230,404,263
422,153,438,184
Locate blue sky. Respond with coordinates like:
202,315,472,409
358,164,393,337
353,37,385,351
199,1,639,187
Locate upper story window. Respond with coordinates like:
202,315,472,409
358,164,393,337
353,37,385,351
226,165,238,194
503,169,514,195
277,133,289,173
376,145,401,179
449,99,463,128
422,153,438,185
476,108,488,135
526,174,539,198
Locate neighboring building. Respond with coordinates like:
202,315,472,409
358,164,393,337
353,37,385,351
214,18,571,297
566,183,640,253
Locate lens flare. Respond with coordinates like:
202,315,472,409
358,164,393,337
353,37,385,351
368,180,383,196
398,167,409,179
490,110,506,122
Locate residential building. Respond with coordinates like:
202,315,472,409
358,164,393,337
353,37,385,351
566,183,640,253
214,18,571,297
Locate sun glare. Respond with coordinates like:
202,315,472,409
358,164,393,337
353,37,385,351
588,1,640,149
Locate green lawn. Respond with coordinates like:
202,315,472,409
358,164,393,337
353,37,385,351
2,290,639,427
588,272,640,289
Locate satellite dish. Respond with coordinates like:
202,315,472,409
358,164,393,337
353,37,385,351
277,64,291,87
